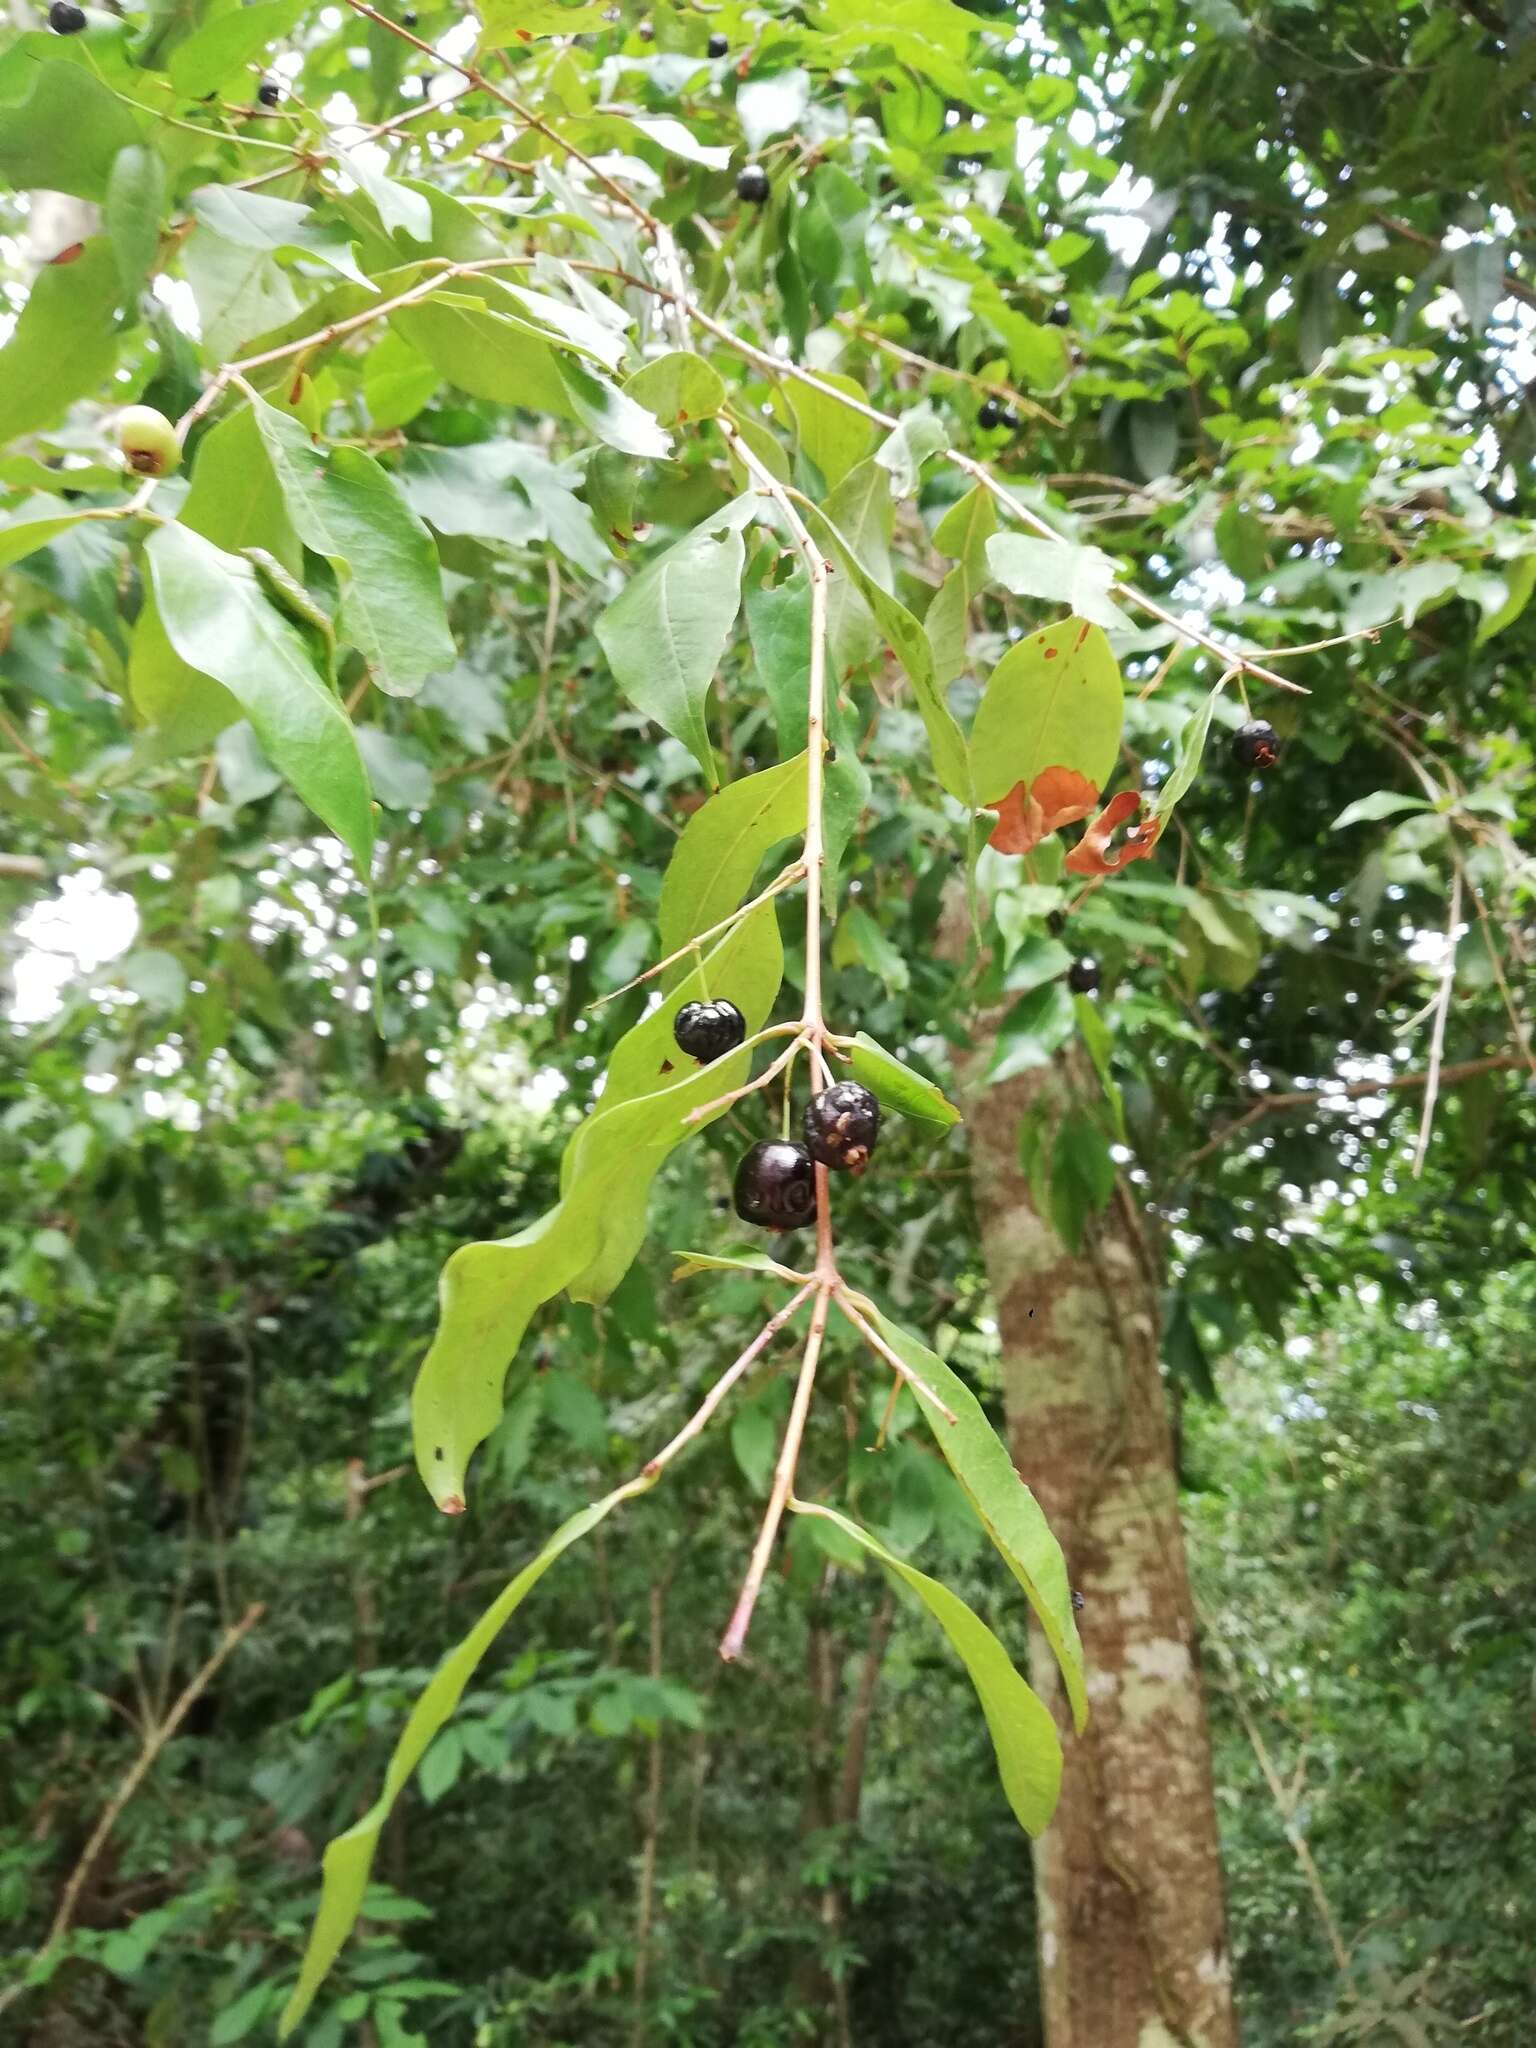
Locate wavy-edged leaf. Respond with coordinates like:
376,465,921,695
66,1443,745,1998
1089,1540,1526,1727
969,618,1123,807
789,1500,1063,1832
250,397,454,698
844,1032,961,1133
277,1474,653,2039
656,752,806,986
594,497,755,784
145,524,375,879
846,1300,1087,1731
414,907,782,1509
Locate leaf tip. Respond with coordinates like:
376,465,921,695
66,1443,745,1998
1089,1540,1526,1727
438,1492,466,1516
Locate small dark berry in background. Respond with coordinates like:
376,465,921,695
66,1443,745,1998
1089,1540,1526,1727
1067,957,1100,996
999,405,1021,432
736,164,769,203
977,396,1003,431
1071,1588,1085,1612
403,8,418,22
1232,718,1280,771
48,1,86,30
734,1140,816,1230
1048,299,1071,326
257,77,282,107
804,1081,882,1175
673,998,746,1063
1046,910,1067,938
708,31,728,56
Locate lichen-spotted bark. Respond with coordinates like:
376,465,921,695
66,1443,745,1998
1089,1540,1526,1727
962,1052,1237,2048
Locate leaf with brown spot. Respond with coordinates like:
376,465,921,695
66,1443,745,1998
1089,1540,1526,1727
1064,790,1162,875
987,766,1099,855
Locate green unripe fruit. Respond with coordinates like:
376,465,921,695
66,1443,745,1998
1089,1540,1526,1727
115,405,181,478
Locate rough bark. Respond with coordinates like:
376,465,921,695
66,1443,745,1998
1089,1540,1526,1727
962,1054,1237,2048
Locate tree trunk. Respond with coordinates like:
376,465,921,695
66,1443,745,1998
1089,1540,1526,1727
962,1055,1237,2048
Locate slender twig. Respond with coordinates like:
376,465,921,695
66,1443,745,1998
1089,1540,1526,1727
1412,868,1463,1178
835,1293,958,1425
719,1285,831,1662
683,1034,804,1126
589,867,806,1008
641,1285,814,1479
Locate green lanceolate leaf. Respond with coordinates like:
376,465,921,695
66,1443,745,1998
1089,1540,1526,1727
800,490,973,806
985,532,1132,633
594,497,755,784
278,1474,655,2039
968,618,1124,807
145,524,375,880
847,1300,1087,1731
789,1500,1063,1834
875,404,947,498
414,906,783,1509
844,1032,962,1134
0,241,121,448
249,398,455,698
656,752,807,986
1152,680,1226,823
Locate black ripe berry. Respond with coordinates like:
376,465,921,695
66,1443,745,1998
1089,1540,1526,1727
708,30,728,56
257,76,282,107
977,396,1003,431
999,405,1021,432
48,0,86,29
804,1081,882,1175
403,8,418,22
1067,957,1100,996
672,998,746,1064
734,1140,816,1230
736,164,770,203
1048,299,1071,327
1232,719,1280,772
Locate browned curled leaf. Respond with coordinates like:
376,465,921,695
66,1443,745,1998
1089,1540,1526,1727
1064,789,1162,875
986,765,1100,855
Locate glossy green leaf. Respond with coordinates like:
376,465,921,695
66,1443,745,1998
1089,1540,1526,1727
969,619,1124,807
656,752,806,985
479,0,612,46
624,351,726,426
789,1501,1063,1833
844,1033,961,1133
834,905,910,992
594,497,755,784
875,405,947,498
847,1301,1087,1731
250,398,455,698
0,496,93,569
801,486,973,806
189,185,373,291
278,1473,653,2038
167,0,306,97
414,907,782,1508
104,145,165,301
0,60,139,202
986,533,1132,632
145,524,375,880
0,241,121,448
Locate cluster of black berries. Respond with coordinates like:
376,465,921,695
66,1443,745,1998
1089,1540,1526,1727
978,396,1021,434
672,1001,882,1231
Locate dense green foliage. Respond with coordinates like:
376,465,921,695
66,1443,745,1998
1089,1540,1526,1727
1,0,1533,2040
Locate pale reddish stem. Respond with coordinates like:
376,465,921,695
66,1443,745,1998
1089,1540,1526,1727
836,1293,959,1426
718,1282,831,1662
642,1283,815,1479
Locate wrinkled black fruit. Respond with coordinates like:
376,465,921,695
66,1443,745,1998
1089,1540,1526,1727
257,77,282,107
672,998,746,1063
734,1140,816,1230
708,31,728,55
1067,957,1100,995
1232,718,1280,771
977,396,1003,430
804,1081,882,1174
736,164,769,203
1048,299,1071,326
48,1,86,30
